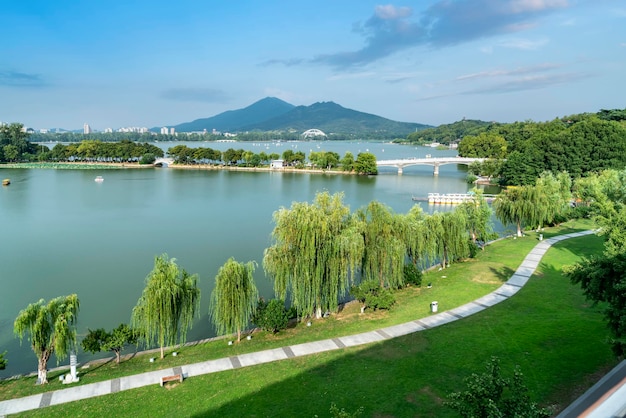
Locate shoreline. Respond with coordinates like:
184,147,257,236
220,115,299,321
0,161,357,175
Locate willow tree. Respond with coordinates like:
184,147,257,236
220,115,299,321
404,205,434,270
532,171,572,229
131,254,200,359
493,185,536,237
359,201,407,288
430,210,469,268
263,191,364,319
14,294,80,384
210,258,258,342
460,189,495,249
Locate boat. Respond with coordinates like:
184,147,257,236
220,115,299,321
94,176,104,183
413,192,497,204
2,178,10,186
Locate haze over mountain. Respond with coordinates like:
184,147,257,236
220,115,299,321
165,97,430,137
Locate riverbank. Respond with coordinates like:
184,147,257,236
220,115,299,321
0,161,355,175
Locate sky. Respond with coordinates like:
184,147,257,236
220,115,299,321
0,0,624,131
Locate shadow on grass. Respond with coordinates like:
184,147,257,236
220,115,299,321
489,265,516,282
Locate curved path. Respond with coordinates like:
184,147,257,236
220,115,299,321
0,231,594,416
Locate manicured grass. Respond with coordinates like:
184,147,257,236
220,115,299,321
8,220,619,416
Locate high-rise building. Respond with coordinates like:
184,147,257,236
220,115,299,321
83,123,92,134
160,127,169,135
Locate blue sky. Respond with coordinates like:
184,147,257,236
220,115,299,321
1,0,624,130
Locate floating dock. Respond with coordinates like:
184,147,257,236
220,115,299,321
412,193,497,205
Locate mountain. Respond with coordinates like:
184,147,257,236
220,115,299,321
243,101,429,136
169,97,430,136
171,97,295,132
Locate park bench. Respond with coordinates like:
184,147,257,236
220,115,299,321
160,374,183,386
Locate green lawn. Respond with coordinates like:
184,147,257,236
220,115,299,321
7,220,619,417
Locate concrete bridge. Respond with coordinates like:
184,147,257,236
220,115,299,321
376,156,486,175
154,157,174,167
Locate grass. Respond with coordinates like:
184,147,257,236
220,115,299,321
5,219,618,416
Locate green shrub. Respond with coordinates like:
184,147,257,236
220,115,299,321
251,298,289,333
139,153,156,165
468,240,480,258
403,263,423,287
350,280,396,312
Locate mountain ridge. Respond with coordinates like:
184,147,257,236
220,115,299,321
164,97,430,137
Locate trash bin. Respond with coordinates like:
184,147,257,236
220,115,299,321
430,301,438,313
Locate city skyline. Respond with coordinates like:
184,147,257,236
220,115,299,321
1,1,624,131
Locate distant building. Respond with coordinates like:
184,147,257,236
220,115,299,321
170,127,175,135
160,127,169,135
83,123,92,134
104,128,113,133
270,160,284,169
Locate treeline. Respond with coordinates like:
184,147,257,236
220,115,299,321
37,140,164,163
399,109,626,186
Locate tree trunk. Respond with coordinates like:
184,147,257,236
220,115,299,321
115,350,121,364
38,353,50,384
516,221,522,237
237,328,241,342
160,345,164,359
315,306,322,319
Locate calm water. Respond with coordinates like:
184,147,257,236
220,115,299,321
0,141,497,376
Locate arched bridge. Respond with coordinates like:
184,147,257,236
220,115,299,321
154,157,174,167
376,156,486,175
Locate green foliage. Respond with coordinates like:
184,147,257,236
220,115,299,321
139,153,156,165
251,298,289,333
460,189,495,248
359,201,406,288
329,403,365,417
0,351,6,370
13,294,80,384
354,152,378,175
209,258,258,342
403,119,492,145
81,324,138,364
567,251,626,356
350,279,396,311
403,263,422,287
445,357,551,418
131,254,200,359
264,192,365,319
340,151,355,172
458,132,507,158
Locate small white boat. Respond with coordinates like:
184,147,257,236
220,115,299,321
94,176,104,183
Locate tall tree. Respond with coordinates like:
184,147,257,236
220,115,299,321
432,210,470,268
459,189,495,249
354,152,378,175
14,294,80,384
358,201,407,288
131,254,200,359
493,186,536,237
263,192,364,319
567,251,626,356
209,258,258,342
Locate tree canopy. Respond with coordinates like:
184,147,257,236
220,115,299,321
263,192,364,319
209,258,258,342
131,254,200,359
13,294,80,384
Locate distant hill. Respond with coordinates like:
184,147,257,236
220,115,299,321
167,97,429,137
243,101,429,136
170,97,295,133
403,119,493,145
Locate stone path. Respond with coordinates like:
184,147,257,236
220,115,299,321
0,231,596,417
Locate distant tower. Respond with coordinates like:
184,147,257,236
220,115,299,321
83,123,92,134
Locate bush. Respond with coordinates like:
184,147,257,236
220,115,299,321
350,280,396,312
251,298,289,333
468,240,480,258
139,153,156,165
403,263,422,287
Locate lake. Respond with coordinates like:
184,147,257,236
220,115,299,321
0,141,499,377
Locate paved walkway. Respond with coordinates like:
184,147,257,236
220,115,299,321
0,231,598,416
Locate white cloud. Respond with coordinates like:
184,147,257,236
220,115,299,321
374,5,412,20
